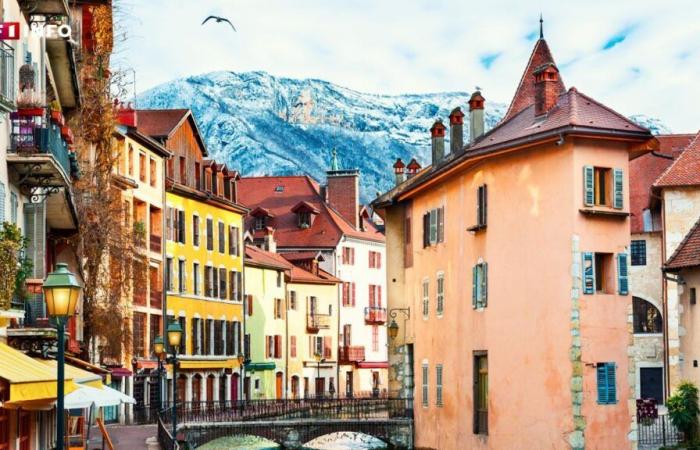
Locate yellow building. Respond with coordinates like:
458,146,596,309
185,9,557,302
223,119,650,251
137,109,247,405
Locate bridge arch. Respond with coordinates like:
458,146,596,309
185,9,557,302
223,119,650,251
304,431,388,448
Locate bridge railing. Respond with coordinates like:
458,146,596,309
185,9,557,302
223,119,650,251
157,408,178,450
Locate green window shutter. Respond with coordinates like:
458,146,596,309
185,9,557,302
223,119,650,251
613,168,624,209
583,166,594,206
481,262,488,307
617,253,629,295
597,363,617,404
437,207,444,243
429,209,438,244
472,265,478,308
582,252,595,295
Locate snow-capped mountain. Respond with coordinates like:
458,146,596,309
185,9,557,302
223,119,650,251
136,71,666,203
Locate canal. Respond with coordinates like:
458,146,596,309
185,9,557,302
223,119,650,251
198,432,390,449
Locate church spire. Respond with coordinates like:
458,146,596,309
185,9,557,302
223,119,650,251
539,14,544,39
330,148,340,171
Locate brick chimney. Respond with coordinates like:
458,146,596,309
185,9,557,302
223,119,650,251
448,107,465,154
393,158,406,185
326,167,360,229
406,158,421,179
264,227,276,253
468,91,485,142
534,63,560,116
430,119,446,165
116,101,137,128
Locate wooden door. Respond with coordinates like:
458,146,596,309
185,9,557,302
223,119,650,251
0,408,9,450
244,376,251,401
275,372,283,399
231,373,239,402
291,376,299,400
18,411,30,450
315,377,325,398
206,375,214,403
192,375,201,404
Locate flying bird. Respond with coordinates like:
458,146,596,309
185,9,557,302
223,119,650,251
201,15,237,32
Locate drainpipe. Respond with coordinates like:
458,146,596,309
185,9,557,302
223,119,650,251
161,155,168,408
660,198,670,399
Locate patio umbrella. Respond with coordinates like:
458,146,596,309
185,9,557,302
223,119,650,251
64,385,135,409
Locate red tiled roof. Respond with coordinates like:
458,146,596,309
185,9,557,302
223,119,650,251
239,176,384,249
470,87,648,153
136,109,189,138
289,266,340,284
655,132,700,188
282,251,325,262
244,244,293,270
665,217,700,270
630,134,694,233
503,38,565,121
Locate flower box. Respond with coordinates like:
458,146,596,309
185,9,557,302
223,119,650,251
50,110,65,126
16,107,44,117
61,126,74,144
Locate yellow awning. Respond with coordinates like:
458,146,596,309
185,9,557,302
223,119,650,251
0,342,78,405
37,359,104,389
176,359,237,370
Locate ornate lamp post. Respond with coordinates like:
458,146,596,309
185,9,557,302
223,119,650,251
153,335,165,409
388,308,411,342
43,263,81,450
166,320,182,448
314,352,325,398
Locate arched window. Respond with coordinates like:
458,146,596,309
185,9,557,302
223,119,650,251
633,297,662,334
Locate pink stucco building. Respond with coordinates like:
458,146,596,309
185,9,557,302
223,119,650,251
374,31,657,449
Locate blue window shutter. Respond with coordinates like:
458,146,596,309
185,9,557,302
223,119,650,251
582,252,595,295
617,253,629,295
607,363,617,403
472,265,478,308
481,262,488,307
597,363,617,404
583,166,595,206
613,168,624,210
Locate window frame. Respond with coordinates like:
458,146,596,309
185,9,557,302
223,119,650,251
422,278,429,319
436,271,445,316
631,240,647,266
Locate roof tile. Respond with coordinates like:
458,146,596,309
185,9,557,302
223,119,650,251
666,216,700,270
654,132,700,188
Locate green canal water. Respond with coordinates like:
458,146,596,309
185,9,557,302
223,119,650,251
197,432,389,449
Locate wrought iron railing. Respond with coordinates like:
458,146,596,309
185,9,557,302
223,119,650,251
338,345,365,364
9,112,72,177
157,408,178,449
364,306,387,324
307,313,331,330
637,413,682,448
0,41,14,108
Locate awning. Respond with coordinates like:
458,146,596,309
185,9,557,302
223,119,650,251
245,361,276,371
64,385,135,410
177,358,237,370
357,361,389,369
0,342,77,406
37,359,104,389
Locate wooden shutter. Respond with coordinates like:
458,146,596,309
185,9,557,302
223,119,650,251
178,210,186,243
173,208,179,243
597,363,616,404
472,265,477,308
265,336,270,358
378,285,382,307
323,336,332,358
247,295,253,315
481,263,488,307
582,252,595,295
423,213,430,248
429,209,438,244
583,166,595,206
617,253,629,295
275,335,282,358
351,283,356,306
437,207,444,243
368,285,374,307
613,168,624,209
191,318,198,355
212,268,218,298
290,336,296,358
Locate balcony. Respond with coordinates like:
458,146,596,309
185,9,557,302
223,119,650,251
339,345,365,364
0,42,14,112
150,234,162,253
306,313,331,332
150,290,162,309
364,307,387,324
18,0,70,15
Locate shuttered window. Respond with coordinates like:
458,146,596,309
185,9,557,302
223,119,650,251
10,191,18,224
178,210,186,244
422,278,429,318
218,221,225,253
192,215,200,247
290,336,297,358
617,253,629,295
219,268,227,299
436,364,443,407
193,263,200,295
477,184,487,228
597,362,617,404
422,363,429,407
583,166,595,206
613,168,624,209
472,262,488,308
423,207,444,246
206,218,213,250
212,267,219,298
436,272,445,316
582,252,595,295
583,166,623,209
230,270,242,301
192,318,201,355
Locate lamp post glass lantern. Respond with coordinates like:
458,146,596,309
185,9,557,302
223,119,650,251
153,335,165,409
42,263,81,450
165,320,182,448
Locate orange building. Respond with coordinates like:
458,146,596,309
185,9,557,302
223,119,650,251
374,31,657,449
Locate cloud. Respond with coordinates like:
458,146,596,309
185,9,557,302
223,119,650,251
113,0,700,132
480,52,502,70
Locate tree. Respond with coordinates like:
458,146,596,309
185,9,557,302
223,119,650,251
667,381,700,443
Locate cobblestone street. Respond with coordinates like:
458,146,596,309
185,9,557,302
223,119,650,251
88,424,157,449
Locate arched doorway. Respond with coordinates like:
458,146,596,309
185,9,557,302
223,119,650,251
275,372,283,399
231,373,240,402
291,376,299,400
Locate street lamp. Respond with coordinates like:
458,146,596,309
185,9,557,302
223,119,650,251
153,336,165,409
388,308,411,342
237,354,246,403
166,320,182,449
43,263,81,450
314,352,324,398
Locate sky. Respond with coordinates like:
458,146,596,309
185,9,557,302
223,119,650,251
113,0,700,132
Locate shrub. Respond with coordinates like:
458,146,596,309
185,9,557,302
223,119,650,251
668,381,700,442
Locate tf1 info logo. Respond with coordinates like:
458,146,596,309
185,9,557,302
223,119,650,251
0,22,73,40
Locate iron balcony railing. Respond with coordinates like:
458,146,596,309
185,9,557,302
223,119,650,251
306,313,331,331
10,112,73,178
0,41,14,108
364,306,387,324
338,345,365,364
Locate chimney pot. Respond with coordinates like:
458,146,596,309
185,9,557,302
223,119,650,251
449,107,465,154
406,158,422,179
534,63,560,116
115,100,138,128
393,158,406,185
430,119,446,165
469,91,486,142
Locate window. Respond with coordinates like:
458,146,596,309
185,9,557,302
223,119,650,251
204,266,213,297
633,297,662,333
229,225,240,256
582,252,627,295
128,145,134,175
206,218,213,251
193,263,200,295
422,363,429,407
369,284,382,307
631,240,646,266
298,212,311,228
179,156,186,184
193,216,200,247
372,325,379,352
691,288,697,306
474,353,488,434
165,207,172,241
191,318,201,355
290,336,297,358
436,365,443,407
166,258,174,291
422,278,429,318
277,271,282,288
472,262,488,308
274,298,283,319
596,362,617,404
149,158,157,187
437,272,445,315
178,259,186,293
369,251,382,268
583,166,623,209
218,222,225,253
10,191,17,224
342,247,355,265
289,291,297,310
422,207,444,247
254,216,265,230
342,282,356,306
476,184,487,228
132,312,146,357
177,210,186,244
139,152,146,182
229,271,242,301
219,268,227,299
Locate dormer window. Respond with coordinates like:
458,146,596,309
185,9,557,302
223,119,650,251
255,216,265,230
250,207,274,231
298,212,311,228
291,201,319,229
275,185,284,193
